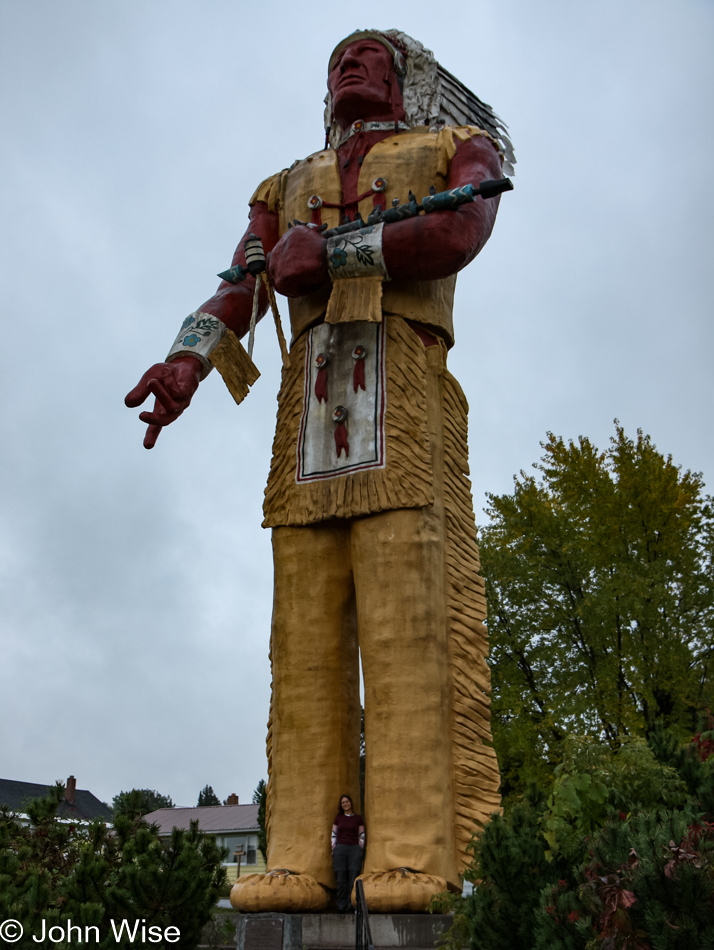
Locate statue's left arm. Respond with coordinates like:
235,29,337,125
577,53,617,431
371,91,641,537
381,133,504,281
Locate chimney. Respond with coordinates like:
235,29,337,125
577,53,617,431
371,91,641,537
225,793,239,805
65,775,76,805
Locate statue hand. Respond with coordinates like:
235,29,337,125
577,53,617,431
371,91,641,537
268,225,328,298
125,355,202,449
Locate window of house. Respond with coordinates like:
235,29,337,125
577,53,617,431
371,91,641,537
221,835,244,862
246,834,258,865
219,834,259,864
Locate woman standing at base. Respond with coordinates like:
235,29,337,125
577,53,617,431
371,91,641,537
332,795,365,912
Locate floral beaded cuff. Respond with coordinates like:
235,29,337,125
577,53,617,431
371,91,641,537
166,311,226,379
326,223,388,281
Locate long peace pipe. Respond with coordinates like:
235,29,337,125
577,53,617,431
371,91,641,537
217,177,513,284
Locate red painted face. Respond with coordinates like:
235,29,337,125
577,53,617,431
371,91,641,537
328,40,404,127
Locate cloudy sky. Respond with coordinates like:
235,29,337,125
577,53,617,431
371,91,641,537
1,0,712,809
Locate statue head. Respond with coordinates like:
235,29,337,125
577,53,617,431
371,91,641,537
327,33,407,129
323,29,516,175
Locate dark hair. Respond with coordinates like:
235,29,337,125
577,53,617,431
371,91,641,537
338,794,353,814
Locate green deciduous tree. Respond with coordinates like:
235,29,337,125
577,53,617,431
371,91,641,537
112,788,174,819
542,735,687,861
197,785,221,807
480,423,714,795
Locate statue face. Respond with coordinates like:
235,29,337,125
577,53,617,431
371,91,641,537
328,39,402,126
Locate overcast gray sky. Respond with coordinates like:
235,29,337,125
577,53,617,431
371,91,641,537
1,0,712,809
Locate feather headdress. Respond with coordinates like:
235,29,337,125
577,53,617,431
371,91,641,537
325,29,515,174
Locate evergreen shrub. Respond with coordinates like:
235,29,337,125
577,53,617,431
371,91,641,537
0,784,227,949
434,733,714,950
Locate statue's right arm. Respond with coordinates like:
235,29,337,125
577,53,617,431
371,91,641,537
125,202,280,449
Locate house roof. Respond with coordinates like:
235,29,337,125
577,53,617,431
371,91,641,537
0,778,113,823
144,803,260,835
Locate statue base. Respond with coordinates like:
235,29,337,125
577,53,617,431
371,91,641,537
227,913,453,950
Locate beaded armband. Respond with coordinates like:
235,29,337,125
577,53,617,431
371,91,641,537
166,311,225,379
166,311,260,406
326,223,387,281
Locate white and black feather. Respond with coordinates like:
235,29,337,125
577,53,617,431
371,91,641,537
436,66,516,175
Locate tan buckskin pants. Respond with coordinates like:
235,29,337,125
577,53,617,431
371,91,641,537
267,505,458,889
265,344,463,891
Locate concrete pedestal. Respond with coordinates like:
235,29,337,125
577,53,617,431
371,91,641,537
303,913,451,950
228,913,452,950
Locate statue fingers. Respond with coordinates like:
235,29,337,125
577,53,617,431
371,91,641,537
142,423,163,450
146,377,182,413
139,408,182,427
125,362,177,409
125,376,152,408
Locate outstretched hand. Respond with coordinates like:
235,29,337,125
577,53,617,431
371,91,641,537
125,355,202,449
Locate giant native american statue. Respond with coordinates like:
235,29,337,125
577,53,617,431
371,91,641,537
126,30,515,914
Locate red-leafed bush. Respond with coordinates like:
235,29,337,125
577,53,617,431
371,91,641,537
693,731,714,762
434,730,714,950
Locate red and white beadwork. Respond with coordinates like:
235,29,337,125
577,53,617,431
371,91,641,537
296,322,386,482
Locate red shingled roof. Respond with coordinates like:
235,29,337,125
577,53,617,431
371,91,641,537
143,803,260,835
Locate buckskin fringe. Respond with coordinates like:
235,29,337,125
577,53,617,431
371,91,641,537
210,328,260,406
265,640,274,851
441,370,501,873
325,276,383,325
263,317,433,527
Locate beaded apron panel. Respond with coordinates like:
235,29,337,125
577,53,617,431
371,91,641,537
297,321,386,482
